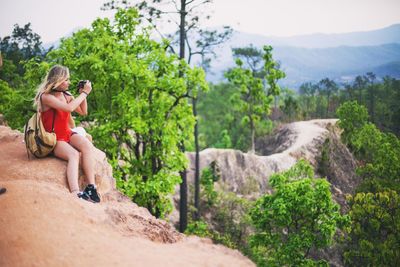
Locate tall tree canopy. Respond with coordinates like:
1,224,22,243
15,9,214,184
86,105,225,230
225,45,285,153
22,8,208,218
102,0,232,228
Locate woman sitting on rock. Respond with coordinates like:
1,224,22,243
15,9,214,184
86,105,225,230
34,65,100,203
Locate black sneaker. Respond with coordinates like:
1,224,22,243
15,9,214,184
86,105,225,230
77,191,91,202
0,187,6,195
84,184,101,203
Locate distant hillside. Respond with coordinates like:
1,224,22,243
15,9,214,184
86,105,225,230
205,24,400,88
228,24,400,49
359,61,400,78
274,43,400,87
44,23,400,89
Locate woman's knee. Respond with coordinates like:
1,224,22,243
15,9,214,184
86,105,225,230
81,139,94,154
71,135,93,153
54,141,79,162
67,149,80,162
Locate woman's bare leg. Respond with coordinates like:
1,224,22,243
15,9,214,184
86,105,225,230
53,141,80,193
70,134,95,184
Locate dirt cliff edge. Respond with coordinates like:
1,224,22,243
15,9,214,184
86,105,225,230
0,126,254,267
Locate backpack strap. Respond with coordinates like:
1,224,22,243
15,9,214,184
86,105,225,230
62,91,72,104
24,119,31,160
51,109,56,133
40,93,56,132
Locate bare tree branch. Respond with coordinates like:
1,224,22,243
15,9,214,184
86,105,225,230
187,1,209,13
185,35,194,64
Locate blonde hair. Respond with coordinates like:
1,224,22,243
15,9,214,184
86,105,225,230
34,65,70,111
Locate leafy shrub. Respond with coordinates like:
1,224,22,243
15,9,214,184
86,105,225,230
200,162,220,207
344,190,400,266
249,160,348,266
352,123,400,182
336,101,369,146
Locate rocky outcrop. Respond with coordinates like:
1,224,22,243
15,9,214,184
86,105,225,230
170,119,351,223
0,126,254,267
184,119,347,197
172,119,359,267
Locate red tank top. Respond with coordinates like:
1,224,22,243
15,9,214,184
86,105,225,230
42,108,72,142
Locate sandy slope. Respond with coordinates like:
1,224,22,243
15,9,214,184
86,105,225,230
0,126,254,267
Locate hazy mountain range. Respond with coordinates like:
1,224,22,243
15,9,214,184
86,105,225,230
44,24,400,89
206,24,400,88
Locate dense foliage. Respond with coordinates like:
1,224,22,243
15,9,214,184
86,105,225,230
0,23,50,129
197,82,256,150
337,102,400,188
336,101,369,146
249,160,347,266
185,162,253,251
344,191,400,266
0,23,47,85
337,101,400,266
296,75,400,137
196,74,399,154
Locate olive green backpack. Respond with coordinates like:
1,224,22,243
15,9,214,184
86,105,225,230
24,94,57,158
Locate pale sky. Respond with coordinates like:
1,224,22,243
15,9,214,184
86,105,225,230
1,0,400,44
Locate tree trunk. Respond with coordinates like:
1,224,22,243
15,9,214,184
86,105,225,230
250,117,255,153
179,0,186,61
179,148,188,233
193,97,200,220
178,0,188,232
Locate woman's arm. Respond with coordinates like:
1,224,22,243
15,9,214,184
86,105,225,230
67,94,87,116
42,82,92,113
77,89,88,115
42,92,88,113
75,82,91,115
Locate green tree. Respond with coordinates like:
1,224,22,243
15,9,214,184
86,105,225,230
337,99,400,266
39,8,207,218
280,88,299,122
0,23,47,85
0,79,33,129
197,82,251,150
365,72,377,122
354,75,368,105
280,76,400,138
298,82,317,119
352,123,400,182
0,24,50,129
336,101,369,146
213,129,232,149
225,45,285,153
318,78,338,118
103,0,232,229
199,161,219,207
231,45,266,78
186,162,253,252
344,190,400,266
337,102,400,183
250,160,348,266
379,76,400,136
